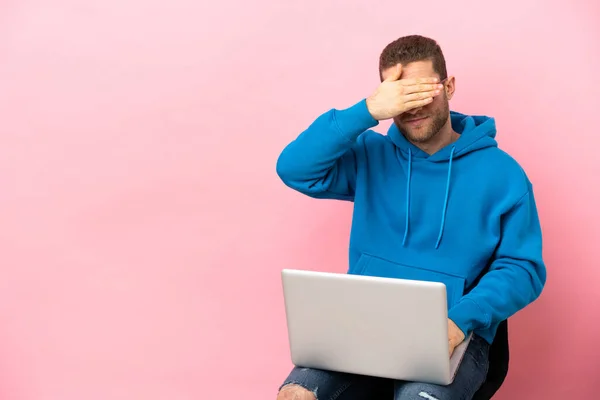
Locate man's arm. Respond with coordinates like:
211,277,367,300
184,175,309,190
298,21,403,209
448,184,547,337
276,99,378,201
276,64,443,200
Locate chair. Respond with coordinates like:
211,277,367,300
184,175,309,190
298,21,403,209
472,320,510,399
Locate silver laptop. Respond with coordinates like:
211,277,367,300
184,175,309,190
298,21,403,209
281,269,472,386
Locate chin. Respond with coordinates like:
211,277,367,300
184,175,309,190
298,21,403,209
409,136,433,144
405,130,434,143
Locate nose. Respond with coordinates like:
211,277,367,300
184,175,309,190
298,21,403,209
405,107,423,115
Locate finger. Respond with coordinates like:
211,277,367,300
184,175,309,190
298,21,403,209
402,83,444,95
384,64,402,82
400,77,441,86
404,97,434,110
404,89,441,102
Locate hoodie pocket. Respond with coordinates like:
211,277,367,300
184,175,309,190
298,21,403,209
355,253,465,309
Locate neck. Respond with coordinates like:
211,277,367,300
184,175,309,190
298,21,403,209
411,119,458,155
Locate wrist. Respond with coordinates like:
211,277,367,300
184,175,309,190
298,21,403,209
365,96,380,121
333,99,379,140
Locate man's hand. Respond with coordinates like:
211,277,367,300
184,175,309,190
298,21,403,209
448,318,466,358
366,64,444,121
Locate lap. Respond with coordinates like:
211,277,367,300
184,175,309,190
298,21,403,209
279,335,489,400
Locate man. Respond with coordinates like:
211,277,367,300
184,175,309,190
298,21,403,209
275,35,546,400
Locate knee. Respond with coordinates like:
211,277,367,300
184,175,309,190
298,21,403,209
396,385,442,400
277,384,317,400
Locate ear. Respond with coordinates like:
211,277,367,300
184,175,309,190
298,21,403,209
444,76,456,100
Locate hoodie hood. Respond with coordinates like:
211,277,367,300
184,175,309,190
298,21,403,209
386,111,498,248
387,111,498,162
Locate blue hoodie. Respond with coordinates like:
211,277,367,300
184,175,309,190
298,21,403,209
276,98,546,344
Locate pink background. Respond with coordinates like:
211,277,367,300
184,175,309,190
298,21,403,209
0,1,598,399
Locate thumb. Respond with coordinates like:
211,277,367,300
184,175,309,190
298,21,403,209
384,63,402,81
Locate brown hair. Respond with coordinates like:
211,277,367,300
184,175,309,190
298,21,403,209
378,35,448,81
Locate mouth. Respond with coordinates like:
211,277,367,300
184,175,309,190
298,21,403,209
404,116,429,125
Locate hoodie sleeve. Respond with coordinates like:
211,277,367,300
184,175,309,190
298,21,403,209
276,99,379,201
448,186,547,337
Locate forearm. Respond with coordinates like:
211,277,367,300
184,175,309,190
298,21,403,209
449,260,545,335
276,99,378,198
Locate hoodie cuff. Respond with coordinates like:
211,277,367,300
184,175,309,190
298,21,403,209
333,98,379,141
448,298,490,337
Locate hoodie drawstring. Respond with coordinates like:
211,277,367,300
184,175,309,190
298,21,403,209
402,148,412,246
435,146,455,248
401,146,455,249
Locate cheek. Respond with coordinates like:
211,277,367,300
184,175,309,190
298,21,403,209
429,98,447,113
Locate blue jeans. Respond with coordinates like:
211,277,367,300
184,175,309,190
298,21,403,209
280,334,490,400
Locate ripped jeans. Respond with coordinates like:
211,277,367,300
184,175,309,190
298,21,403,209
279,334,490,400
